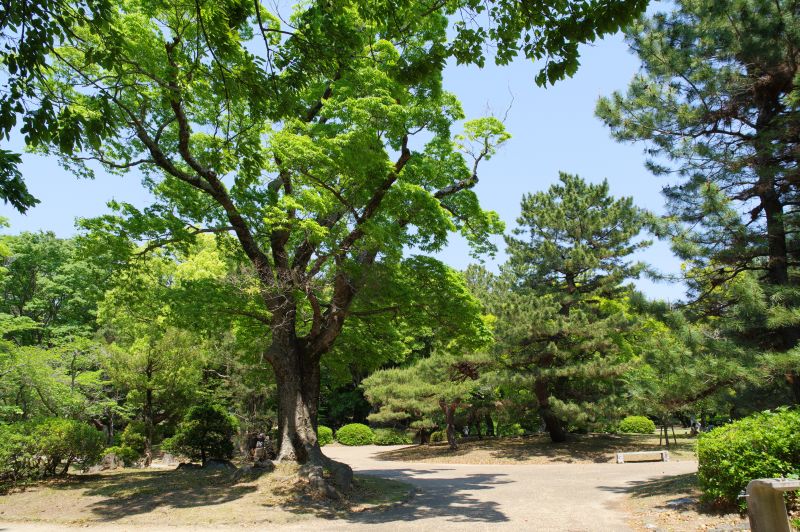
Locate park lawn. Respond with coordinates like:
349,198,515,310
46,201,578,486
375,431,697,465
0,464,411,528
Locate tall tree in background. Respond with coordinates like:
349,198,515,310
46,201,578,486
480,174,652,442
596,0,800,401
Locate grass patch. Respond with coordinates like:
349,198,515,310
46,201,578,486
0,464,413,527
375,431,697,465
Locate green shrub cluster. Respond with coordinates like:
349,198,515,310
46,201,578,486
335,423,374,445
0,418,105,485
317,425,334,446
496,423,525,437
373,428,413,445
102,445,140,466
162,402,238,464
618,415,656,434
698,409,800,508
430,430,460,443
120,422,147,454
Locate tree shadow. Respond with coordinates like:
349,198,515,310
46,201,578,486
49,469,258,521
599,472,742,518
270,466,511,525
375,433,697,465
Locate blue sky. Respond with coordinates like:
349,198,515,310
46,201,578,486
1,18,686,302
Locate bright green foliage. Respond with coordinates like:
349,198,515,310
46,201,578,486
102,445,140,467
317,425,334,447
162,402,238,465
0,418,104,485
496,423,525,437
698,409,800,508
335,423,374,446
479,174,653,442
618,416,655,434
372,428,413,445
119,422,147,455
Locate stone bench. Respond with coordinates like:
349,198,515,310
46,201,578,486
615,450,669,464
746,478,800,532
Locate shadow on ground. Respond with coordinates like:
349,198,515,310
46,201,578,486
270,467,512,525
51,469,258,521
374,433,697,464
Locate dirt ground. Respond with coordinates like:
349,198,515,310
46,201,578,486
374,431,697,465
0,463,410,528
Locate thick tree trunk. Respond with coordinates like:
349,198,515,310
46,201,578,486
535,378,566,443
440,402,458,451
270,339,352,494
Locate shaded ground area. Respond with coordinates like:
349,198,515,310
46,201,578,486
605,472,749,531
0,463,410,528
375,432,696,465
0,443,699,531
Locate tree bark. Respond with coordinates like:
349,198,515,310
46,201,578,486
439,401,459,451
270,338,353,494
535,378,566,443
484,413,494,437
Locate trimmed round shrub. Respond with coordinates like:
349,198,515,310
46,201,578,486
103,445,140,467
698,409,800,508
161,402,238,465
618,415,656,434
373,428,413,445
317,425,334,446
429,430,460,444
335,423,374,446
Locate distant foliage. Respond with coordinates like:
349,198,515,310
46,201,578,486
120,422,147,454
0,418,104,485
698,409,800,508
496,423,525,437
317,425,334,446
429,430,461,444
373,428,413,445
335,423,374,446
618,416,656,434
161,403,237,465
102,445,139,467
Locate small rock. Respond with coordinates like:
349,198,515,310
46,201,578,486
100,453,122,470
203,459,236,470
176,462,201,470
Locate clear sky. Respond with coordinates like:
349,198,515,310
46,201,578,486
0,15,686,302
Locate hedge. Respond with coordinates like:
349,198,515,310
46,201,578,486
335,423,374,446
373,428,413,445
317,425,334,446
618,415,656,434
698,409,800,509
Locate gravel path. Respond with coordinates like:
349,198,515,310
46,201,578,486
0,445,697,532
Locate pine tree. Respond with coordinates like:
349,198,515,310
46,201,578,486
480,173,652,442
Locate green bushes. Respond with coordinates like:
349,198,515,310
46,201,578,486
429,430,459,444
102,445,140,466
373,428,413,445
698,409,800,508
120,421,147,454
496,423,525,437
161,402,238,465
335,423,374,445
618,415,656,434
0,418,105,485
317,425,334,446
